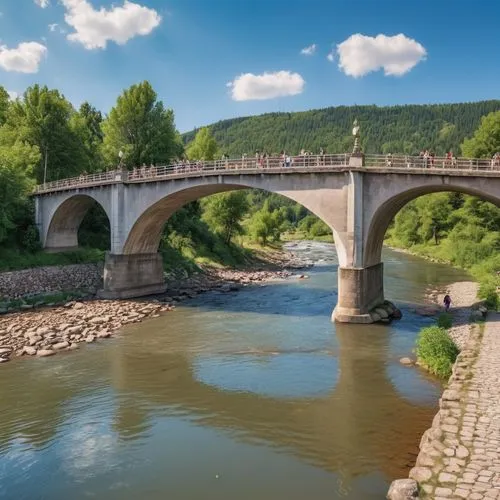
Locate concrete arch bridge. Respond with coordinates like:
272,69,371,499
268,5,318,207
33,153,500,323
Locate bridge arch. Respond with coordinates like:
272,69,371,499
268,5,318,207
44,193,111,251
363,179,500,268
122,180,350,266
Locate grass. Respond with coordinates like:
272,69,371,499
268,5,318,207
0,247,105,272
415,325,459,379
437,312,453,329
0,290,89,311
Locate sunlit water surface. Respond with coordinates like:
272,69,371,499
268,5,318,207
0,243,470,499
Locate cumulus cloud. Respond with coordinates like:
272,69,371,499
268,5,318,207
227,71,305,101
300,43,316,56
7,90,19,100
48,23,58,32
326,49,335,62
35,0,50,7
61,0,162,50
0,42,47,73
337,33,426,77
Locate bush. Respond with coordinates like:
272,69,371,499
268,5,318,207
478,280,499,310
415,326,459,379
437,312,453,329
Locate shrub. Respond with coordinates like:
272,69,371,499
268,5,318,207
478,280,499,310
437,312,453,329
415,326,459,379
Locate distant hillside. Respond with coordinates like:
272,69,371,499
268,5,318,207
183,101,500,156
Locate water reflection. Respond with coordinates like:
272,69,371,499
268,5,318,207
0,244,469,500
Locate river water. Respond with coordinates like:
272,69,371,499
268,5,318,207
0,242,470,500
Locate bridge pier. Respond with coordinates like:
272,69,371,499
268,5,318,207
333,263,385,323
99,253,166,299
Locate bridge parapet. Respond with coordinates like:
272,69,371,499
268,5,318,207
33,153,500,195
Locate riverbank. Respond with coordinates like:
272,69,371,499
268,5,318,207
388,279,500,499
0,245,311,363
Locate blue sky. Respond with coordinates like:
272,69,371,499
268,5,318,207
0,0,499,132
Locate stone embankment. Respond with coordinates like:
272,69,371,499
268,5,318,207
0,251,311,363
389,281,500,499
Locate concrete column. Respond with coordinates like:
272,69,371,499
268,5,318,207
333,263,384,323
99,252,166,299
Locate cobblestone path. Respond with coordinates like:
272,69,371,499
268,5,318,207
411,314,500,499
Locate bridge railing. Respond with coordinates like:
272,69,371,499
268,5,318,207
128,153,350,181
34,170,119,193
365,154,499,170
33,153,500,193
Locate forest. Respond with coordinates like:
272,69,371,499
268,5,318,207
0,80,499,304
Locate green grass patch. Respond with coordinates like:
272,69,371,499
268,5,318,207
437,312,453,329
0,247,105,272
415,326,459,379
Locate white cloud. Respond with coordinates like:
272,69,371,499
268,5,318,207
326,49,335,62
0,42,47,73
7,90,19,100
300,43,316,56
35,0,50,7
61,0,161,50
49,23,58,32
228,71,305,101
336,33,426,77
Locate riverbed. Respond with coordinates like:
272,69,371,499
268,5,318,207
0,242,471,500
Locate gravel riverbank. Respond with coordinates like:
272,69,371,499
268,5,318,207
0,248,311,364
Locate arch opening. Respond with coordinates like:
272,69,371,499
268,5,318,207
45,194,111,252
364,185,500,269
122,182,348,266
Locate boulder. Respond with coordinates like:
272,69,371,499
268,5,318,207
23,346,37,356
370,312,382,323
36,349,56,357
0,357,9,363
392,308,403,319
0,347,13,357
73,302,84,310
52,341,70,350
399,357,414,366
374,307,389,319
387,479,419,499
85,335,96,343
65,326,83,336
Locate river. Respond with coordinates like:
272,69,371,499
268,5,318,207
0,242,471,500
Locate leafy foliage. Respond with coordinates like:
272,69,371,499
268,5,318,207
416,326,459,379
187,127,218,160
437,313,453,329
102,81,182,169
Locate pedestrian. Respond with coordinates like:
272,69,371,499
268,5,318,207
443,294,451,312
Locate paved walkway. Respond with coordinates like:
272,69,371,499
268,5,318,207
412,314,500,499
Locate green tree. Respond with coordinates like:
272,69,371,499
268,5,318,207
461,111,500,158
5,85,87,182
187,127,218,161
0,139,39,243
102,81,181,169
202,191,249,244
0,86,10,125
247,201,284,244
71,102,104,173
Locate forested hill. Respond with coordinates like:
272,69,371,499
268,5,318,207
183,101,500,157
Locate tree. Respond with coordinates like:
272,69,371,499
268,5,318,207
0,86,10,125
247,201,284,244
202,191,249,244
5,85,87,182
0,139,39,243
102,81,181,169
70,102,104,173
461,111,500,158
187,127,218,161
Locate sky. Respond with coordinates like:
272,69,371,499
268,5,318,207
0,0,499,132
